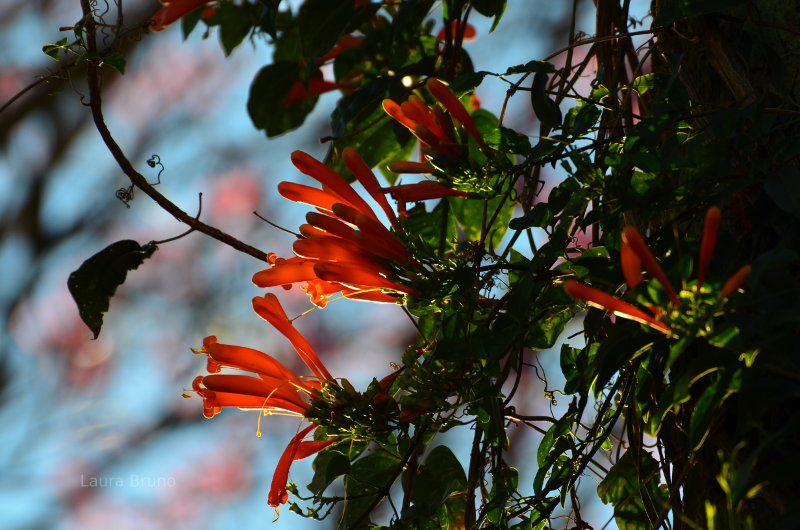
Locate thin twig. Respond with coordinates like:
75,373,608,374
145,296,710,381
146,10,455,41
79,0,266,262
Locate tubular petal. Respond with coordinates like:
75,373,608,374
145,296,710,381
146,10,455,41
342,288,400,303
328,202,414,265
315,34,363,65
697,206,721,289
293,237,387,270
314,262,418,296
387,161,435,174
278,181,341,213
412,124,459,156
342,147,402,232
299,224,329,239
252,262,317,288
151,0,211,31
622,226,680,305
252,294,333,382
720,265,751,298
436,21,477,41
306,212,355,239
564,280,670,334
290,151,377,220
303,212,409,265
201,374,310,412
382,99,417,130
284,78,345,105
620,239,643,288
199,389,308,416
268,425,331,507
203,339,300,383
426,78,488,150
353,214,418,267
401,98,450,143
379,181,470,202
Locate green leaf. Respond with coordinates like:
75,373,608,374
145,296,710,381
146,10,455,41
537,418,571,468
629,73,663,96
68,240,157,339
527,307,574,350
689,371,738,450
296,0,355,59
449,194,513,249
215,2,252,56
247,62,316,137
631,171,657,195
469,0,507,31
408,446,467,517
477,397,508,448
101,54,126,75
504,60,556,76
325,102,414,184
330,77,392,138
42,38,68,60
564,102,601,137
509,203,552,230
485,466,518,524
530,72,562,133
483,126,531,155
597,450,669,529
343,448,401,527
180,8,204,39
308,450,350,495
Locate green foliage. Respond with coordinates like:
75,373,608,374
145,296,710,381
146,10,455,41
247,61,316,136
597,450,669,529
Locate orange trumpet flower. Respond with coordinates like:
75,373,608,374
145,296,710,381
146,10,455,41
268,425,333,507
565,207,751,335
256,149,443,307
382,77,488,157
191,295,339,507
151,0,217,32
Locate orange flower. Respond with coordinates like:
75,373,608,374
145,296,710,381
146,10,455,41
436,21,477,42
151,0,217,32
696,206,721,290
720,265,751,298
284,78,355,105
387,161,435,174
564,280,671,334
252,293,333,381
315,35,363,66
268,425,333,507
622,226,680,305
191,295,336,507
255,149,432,307
565,207,751,335
383,78,488,157
378,181,471,216
379,181,470,203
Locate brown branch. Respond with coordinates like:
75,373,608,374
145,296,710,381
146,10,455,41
79,0,266,262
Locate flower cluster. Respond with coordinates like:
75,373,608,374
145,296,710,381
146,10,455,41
182,70,480,509
254,148,466,307
190,294,335,507
383,78,488,158
565,207,751,335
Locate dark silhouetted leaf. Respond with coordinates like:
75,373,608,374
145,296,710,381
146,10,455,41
68,240,157,339
247,62,317,137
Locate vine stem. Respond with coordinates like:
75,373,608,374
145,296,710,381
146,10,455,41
79,0,267,262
